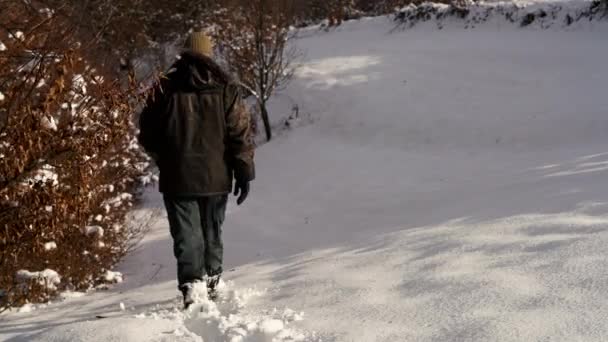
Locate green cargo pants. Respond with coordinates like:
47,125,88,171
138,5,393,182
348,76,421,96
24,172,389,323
163,195,228,287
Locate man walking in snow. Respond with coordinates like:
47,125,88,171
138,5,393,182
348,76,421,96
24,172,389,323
138,32,255,308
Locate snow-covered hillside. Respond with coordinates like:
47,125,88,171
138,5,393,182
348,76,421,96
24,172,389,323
2,3,608,341
394,0,608,30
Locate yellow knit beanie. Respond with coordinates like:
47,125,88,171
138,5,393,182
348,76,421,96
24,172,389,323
185,32,214,57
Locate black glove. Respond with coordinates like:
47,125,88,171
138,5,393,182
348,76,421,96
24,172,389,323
233,180,250,205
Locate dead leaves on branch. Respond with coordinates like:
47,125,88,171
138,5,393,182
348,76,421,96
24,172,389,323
0,0,149,310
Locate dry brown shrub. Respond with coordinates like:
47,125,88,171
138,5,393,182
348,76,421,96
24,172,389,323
0,0,150,310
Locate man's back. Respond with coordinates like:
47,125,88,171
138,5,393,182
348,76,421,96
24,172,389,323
138,51,255,196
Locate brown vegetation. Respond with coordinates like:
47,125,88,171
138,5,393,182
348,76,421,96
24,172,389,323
0,0,150,310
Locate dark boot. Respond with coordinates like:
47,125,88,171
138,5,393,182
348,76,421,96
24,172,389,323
180,283,195,309
207,275,221,301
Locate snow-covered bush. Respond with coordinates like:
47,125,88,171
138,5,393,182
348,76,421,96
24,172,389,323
291,0,462,27
0,1,150,309
394,0,608,29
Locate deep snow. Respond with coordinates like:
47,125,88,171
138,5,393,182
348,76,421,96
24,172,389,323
3,7,608,342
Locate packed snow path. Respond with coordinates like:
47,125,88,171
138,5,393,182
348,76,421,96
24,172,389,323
3,15,608,342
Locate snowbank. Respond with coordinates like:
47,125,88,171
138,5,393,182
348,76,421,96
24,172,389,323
395,0,608,30
82,225,104,238
22,164,59,187
103,271,123,284
16,269,61,291
43,242,57,251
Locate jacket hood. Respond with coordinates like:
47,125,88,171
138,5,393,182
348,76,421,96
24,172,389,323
172,50,232,89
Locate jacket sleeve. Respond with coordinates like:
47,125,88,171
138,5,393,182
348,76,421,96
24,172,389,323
138,83,167,160
224,83,256,182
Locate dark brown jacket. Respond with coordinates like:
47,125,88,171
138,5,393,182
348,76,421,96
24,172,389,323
138,51,255,196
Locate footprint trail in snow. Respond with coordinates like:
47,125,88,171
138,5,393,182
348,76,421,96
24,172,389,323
134,281,318,342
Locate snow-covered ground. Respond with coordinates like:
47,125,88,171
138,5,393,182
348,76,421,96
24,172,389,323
3,8,608,342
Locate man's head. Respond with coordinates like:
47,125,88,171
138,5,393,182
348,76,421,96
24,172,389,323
184,32,214,57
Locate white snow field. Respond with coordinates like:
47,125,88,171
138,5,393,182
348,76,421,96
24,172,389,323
3,6,608,342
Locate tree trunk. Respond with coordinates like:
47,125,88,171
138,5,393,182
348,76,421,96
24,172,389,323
260,101,272,141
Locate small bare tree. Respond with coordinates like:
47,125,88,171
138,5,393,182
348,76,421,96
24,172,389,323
214,0,299,141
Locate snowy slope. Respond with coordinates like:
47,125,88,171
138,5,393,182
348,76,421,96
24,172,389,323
3,6,608,342
394,0,608,30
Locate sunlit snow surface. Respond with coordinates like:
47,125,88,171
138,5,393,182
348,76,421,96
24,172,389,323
2,3,608,341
